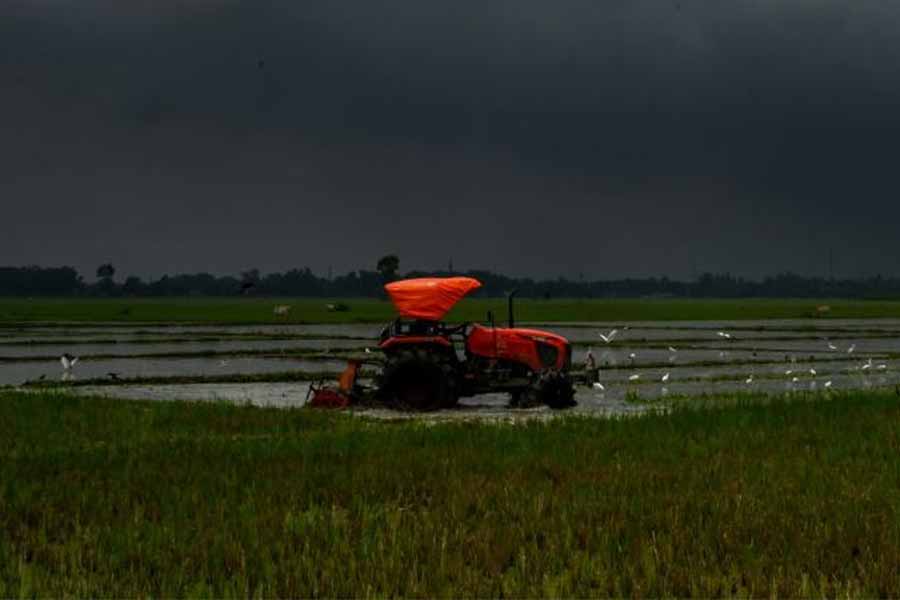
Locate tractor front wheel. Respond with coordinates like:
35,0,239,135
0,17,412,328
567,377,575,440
511,371,576,410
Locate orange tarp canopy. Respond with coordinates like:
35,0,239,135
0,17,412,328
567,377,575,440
385,277,482,321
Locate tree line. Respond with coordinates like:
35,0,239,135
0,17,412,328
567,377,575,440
2,260,900,299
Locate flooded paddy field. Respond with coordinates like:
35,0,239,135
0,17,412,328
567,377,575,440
5,357,354,385
0,338,366,359
5,317,900,416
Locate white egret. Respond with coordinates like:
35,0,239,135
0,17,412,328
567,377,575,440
848,344,856,354
824,381,833,388
628,374,640,381
668,346,677,353
599,329,618,343
60,354,78,370
592,382,605,391
745,375,754,384
809,368,817,376
661,372,670,383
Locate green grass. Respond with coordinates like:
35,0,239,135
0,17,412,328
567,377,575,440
3,390,900,596
3,297,900,324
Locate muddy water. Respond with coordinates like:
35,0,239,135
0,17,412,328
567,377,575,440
570,346,821,366
593,357,900,385
6,317,900,420
72,367,900,421
0,338,365,359
1,357,351,386
693,338,900,355
73,382,658,420
528,319,900,332
546,327,868,343
0,323,383,337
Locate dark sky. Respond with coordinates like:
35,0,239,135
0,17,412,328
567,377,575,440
3,0,900,280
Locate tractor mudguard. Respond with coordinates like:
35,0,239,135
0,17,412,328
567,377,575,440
379,336,452,350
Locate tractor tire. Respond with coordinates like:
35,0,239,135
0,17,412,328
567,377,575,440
510,371,576,410
377,347,459,411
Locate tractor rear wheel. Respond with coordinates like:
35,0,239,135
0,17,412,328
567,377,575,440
378,347,459,411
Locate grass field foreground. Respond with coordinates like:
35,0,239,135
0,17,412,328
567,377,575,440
2,390,900,596
4,297,900,324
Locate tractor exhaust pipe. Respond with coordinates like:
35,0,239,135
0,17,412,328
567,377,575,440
507,289,519,328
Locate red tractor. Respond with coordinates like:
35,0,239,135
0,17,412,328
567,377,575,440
373,277,576,410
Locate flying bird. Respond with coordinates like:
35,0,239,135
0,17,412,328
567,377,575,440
599,329,618,343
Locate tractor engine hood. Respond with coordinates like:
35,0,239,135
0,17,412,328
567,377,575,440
504,327,570,346
385,277,482,321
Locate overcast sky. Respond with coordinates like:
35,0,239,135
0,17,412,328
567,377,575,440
3,0,900,280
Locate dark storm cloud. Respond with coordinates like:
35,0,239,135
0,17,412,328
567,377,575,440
3,0,900,279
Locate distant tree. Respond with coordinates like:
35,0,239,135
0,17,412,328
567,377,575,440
239,269,260,295
376,255,400,283
0,266,83,296
90,263,119,296
96,263,115,281
122,276,145,296
241,269,260,284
